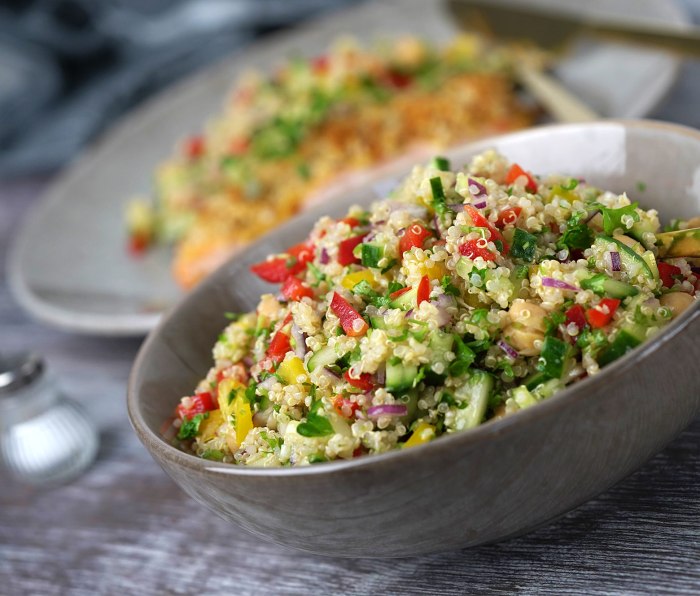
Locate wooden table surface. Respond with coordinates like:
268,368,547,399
3,8,700,596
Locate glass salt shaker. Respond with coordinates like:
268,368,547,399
0,352,98,485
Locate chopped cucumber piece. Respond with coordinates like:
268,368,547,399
307,345,338,372
361,243,384,268
391,286,417,310
594,235,654,280
538,336,568,379
598,323,647,367
581,273,639,299
510,385,538,410
452,370,493,430
386,361,418,393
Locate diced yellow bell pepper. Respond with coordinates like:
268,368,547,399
341,269,375,290
199,409,224,441
278,356,309,385
418,260,448,281
233,393,254,445
403,422,436,449
218,378,244,420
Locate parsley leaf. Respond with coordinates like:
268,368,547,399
557,211,594,252
441,275,460,296
544,310,566,336
177,413,207,440
448,335,476,377
598,203,640,236
297,401,335,437
352,280,391,308
510,228,538,262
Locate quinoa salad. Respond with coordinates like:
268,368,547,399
126,35,533,288
170,150,699,466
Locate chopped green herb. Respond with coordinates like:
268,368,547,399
201,449,225,461
297,162,311,180
352,280,392,308
429,176,449,220
308,454,327,464
561,178,579,191
297,401,335,437
245,381,258,405
224,312,242,321
307,263,327,286
510,228,538,262
448,335,476,376
544,310,566,336
441,275,460,296
636,181,647,192
432,156,451,171
597,202,640,236
557,211,594,252
177,413,207,440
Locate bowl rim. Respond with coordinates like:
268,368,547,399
127,118,700,478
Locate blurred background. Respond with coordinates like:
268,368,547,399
0,0,364,178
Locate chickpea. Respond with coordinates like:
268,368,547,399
503,300,548,355
686,216,700,228
508,299,547,333
503,326,543,356
660,292,695,318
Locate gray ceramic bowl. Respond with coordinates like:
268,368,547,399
128,121,700,558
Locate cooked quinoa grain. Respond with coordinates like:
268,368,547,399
171,151,698,466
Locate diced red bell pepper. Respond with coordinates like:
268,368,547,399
399,223,432,255
341,217,361,228
343,371,375,391
384,70,413,89
390,286,411,299
281,277,314,301
250,243,315,282
176,391,217,420
495,206,523,228
586,298,621,329
337,234,366,266
658,262,682,288
333,395,361,418
565,304,588,331
185,135,205,159
464,205,509,254
459,239,496,261
312,55,329,74
128,233,149,256
505,163,538,193
417,275,430,305
330,292,369,337
267,331,292,364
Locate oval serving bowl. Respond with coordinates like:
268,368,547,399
128,121,700,558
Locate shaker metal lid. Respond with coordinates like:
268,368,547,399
0,352,44,396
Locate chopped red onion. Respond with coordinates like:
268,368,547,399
291,323,307,358
447,203,464,213
367,404,408,418
430,297,453,327
473,200,487,209
242,356,254,368
541,277,579,292
386,201,427,218
468,177,487,199
609,251,621,272
404,308,414,319
258,375,278,392
498,340,519,360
